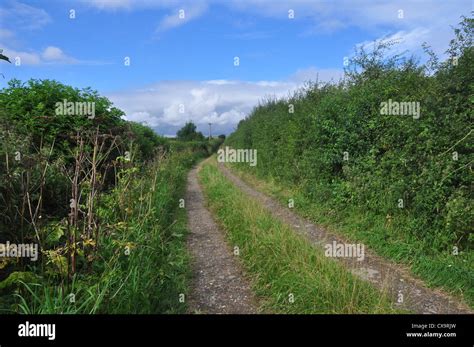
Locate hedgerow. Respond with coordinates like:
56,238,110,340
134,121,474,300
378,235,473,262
226,17,473,266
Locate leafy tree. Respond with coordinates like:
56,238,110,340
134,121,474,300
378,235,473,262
176,121,205,141
0,79,169,239
128,122,169,161
0,79,126,155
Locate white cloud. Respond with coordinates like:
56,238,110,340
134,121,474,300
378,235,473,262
125,111,159,127
156,3,208,32
227,0,469,57
356,27,431,57
225,0,468,29
0,1,51,30
84,0,470,57
41,46,78,63
205,80,239,85
0,45,82,65
85,0,210,33
84,0,132,10
0,46,41,65
104,67,342,135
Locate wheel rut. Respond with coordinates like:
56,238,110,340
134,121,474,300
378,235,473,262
216,163,472,314
186,162,258,314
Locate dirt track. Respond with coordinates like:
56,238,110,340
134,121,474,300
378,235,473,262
185,158,472,314
185,163,258,314
216,162,472,314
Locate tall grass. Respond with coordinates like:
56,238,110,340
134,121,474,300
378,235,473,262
227,160,474,309
199,159,400,313
4,149,202,314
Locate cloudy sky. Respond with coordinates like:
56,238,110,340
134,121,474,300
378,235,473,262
0,0,471,136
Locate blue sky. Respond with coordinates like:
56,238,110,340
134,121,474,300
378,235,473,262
0,0,471,136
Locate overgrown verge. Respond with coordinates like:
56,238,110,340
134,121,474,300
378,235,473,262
199,159,400,313
224,17,473,307
0,79,213,313
5,150,202,313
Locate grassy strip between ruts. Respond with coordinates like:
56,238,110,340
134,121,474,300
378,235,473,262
226,162,474,310
199,159,403,313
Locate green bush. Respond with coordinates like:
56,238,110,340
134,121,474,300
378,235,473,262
226,17,473,252
0,79,207,313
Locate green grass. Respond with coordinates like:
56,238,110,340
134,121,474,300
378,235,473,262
2,150,200,314
199,159,401,314
227,162,474,309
